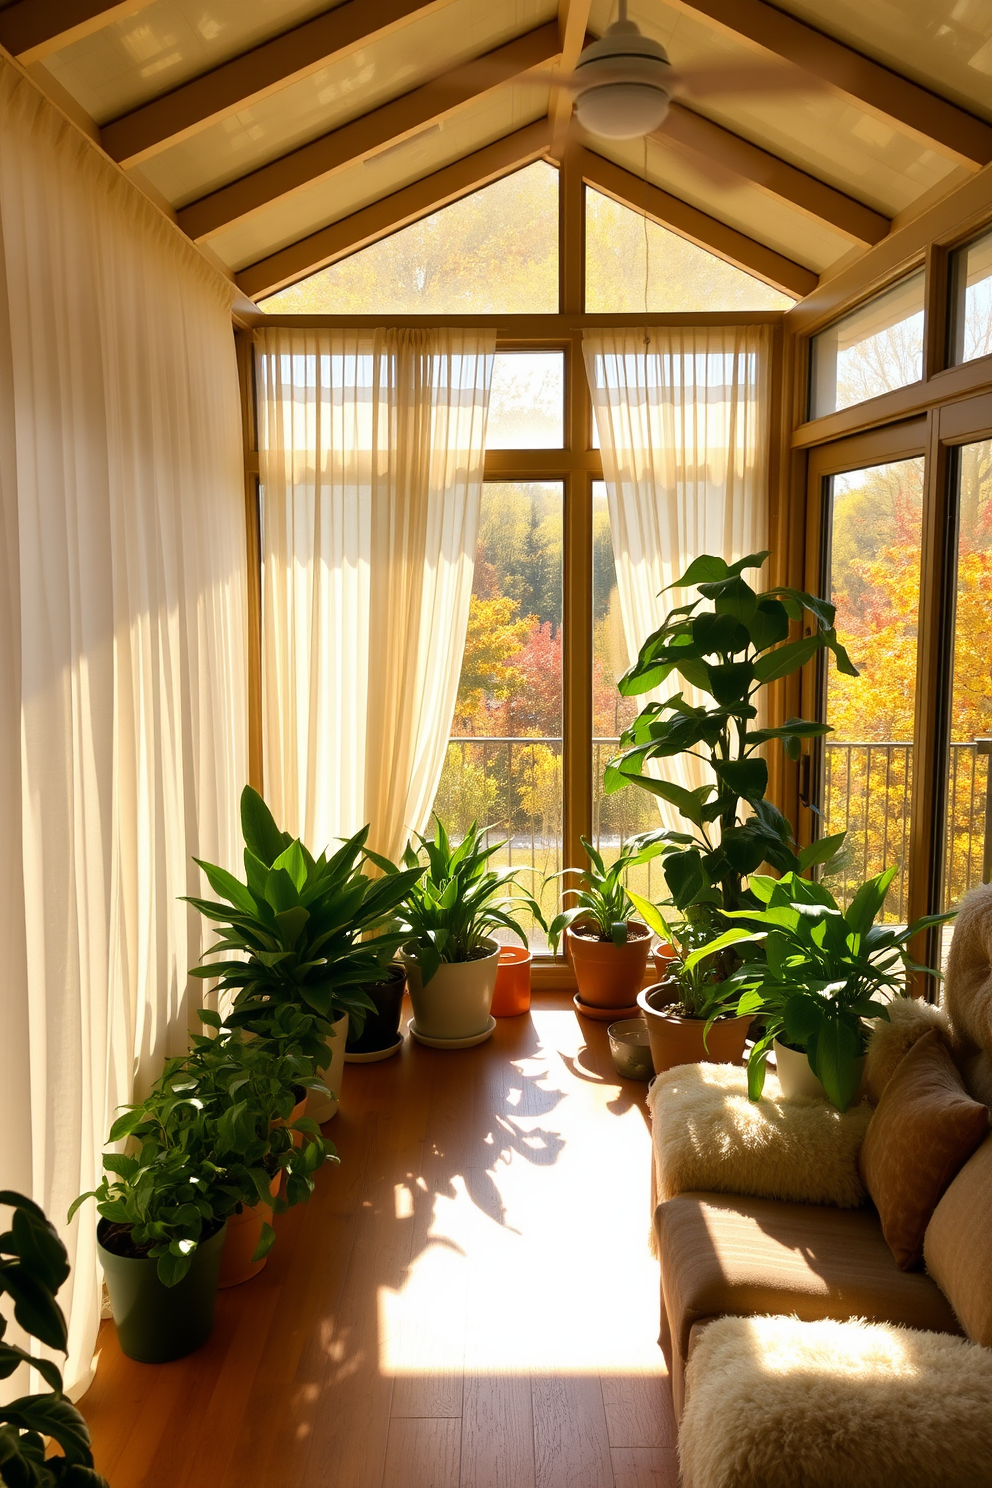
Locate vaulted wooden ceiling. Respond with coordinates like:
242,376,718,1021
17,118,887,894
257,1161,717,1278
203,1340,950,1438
3,0,991,304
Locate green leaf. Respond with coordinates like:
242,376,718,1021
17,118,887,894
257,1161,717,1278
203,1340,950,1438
626,890,671,940
667,555,729,590
845,868,897,937
807,1018,864,1111
715,758,768,804
240,786,288,868
751,636,823,683
798,832,847,872
712,576,758,624
704,661,754,706
0,1393,94,1466
746,597,790,651
192,858,257,916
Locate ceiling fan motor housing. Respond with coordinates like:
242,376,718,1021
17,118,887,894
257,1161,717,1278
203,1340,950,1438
573,20,673,139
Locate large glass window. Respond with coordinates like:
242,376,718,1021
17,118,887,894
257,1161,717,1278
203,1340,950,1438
585,187,794,313
809,271,925,420
949,229,992,367
430,482,563,948
820,457,925,920
259,162,559,314
942,439,992,912
486,351,565,449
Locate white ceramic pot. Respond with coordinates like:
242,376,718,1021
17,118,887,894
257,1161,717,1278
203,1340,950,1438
401,940,499,1041
773,1038,866,1104
306,1012,349,1123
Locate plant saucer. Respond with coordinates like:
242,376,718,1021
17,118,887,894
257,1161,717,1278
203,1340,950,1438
409,1015,496,1049
344,1036,404,1064
573,993,642,1022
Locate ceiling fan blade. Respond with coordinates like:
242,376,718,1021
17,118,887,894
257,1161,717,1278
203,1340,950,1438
655,124,739,191
427,61,581,93
670,64,826,99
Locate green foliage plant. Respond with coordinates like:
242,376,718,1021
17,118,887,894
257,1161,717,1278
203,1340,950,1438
691,867,953,1111
368,816,546,986
0,1191,109,1487
604,551,857,928
69,1024,333,1286
625,891,739,1029
545,836,652,951
185,787,423,1071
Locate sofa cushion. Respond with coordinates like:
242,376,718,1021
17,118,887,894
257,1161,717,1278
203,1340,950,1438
679,1314,992,1488
656,1191,961,1414
863,996,952,1105
646,1061,870,1210
859,1029,990,1269
925,1134,992,1346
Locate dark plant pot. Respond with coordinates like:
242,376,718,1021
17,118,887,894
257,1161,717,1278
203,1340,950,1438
346,964,407,1055
98,1219,227,1363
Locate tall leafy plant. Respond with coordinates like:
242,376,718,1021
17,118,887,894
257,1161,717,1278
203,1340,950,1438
690,868,952,1110
186,788,423,1070
0,1193,109,1486
606,551,856,927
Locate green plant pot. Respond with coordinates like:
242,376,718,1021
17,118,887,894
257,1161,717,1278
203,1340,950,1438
98,1219,227,1363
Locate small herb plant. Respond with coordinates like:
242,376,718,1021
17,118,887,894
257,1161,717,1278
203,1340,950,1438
693,868,953,1110
604,552,855,922
0,1191,109,1487
369,817,546,986
186,787,422,1070
70,1024,333,1285
546,837,651,951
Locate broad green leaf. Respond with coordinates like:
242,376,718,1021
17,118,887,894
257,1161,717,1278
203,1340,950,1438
751,636,822,683
192,859,256,916
667,555,729,590
240,786,289,867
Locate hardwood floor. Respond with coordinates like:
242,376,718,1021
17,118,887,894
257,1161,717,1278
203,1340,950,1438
82,995,678,1488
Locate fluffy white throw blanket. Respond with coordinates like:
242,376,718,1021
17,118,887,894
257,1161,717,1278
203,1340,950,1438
647,1062,871,1211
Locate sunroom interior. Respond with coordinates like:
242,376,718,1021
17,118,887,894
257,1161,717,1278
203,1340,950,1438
2,2,992,1486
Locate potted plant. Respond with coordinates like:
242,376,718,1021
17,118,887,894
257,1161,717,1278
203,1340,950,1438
604,551,856,927
370,817,546,1044
0,1192,109,1486
344,962,408,1062
546,836,654,1016
696,867,953,1110
186,786,421,1121
626,896,751,1072
185,1013,334,1286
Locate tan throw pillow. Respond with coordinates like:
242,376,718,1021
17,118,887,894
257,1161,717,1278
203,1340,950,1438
864,996,952,1105
925,1135,992,1346
859,1029,990,1270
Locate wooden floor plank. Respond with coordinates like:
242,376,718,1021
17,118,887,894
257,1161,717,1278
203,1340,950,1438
81,997,673,1488
610,1446,680,1488
532,1375,614,1488
382,1417,461,1488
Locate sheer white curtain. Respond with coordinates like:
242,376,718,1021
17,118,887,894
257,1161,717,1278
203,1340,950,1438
0,58,247,1392
256,326,494,861
584,326,771,823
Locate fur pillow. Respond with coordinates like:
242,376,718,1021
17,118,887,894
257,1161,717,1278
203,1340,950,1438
680,1315,992,1488
646,1061,870,1210
864,996,952,1105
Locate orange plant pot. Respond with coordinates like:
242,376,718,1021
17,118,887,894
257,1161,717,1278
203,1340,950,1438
637,984,752,1076
653,942,677,983
566,923,652,1010
218,1173,281,1289
492,945,532,1017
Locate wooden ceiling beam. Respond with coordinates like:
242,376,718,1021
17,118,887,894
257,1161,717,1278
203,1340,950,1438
576,145,817,299
671,0,992,168
100,0,447,168
178,24,560,243
238,118,554,301
0,0,155,63
550,0,594,150
659,103,890,247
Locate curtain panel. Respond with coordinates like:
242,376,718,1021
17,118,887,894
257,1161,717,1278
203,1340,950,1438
256,326,494,862
0,58,248,1392
583,325,771,821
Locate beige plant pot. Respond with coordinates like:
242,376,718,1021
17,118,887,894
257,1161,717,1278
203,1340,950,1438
401,940,499,1041
773,1038,866,1104
306,1012,349,1123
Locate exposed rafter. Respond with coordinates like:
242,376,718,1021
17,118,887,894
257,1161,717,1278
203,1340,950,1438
659,104,890,247
550,0,594,152
0,0,154,63
178,24,560,243
576,145,817,298
238,119,554,301
101,0,447,168
671,0,992,168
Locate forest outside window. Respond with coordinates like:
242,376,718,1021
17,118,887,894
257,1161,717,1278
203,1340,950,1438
808,271,926,419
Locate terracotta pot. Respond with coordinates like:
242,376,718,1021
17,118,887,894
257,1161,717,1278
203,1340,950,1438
306,1012,349,1123
401,940,499,1041
567,922,651,1010
218,1173,281,1289
653,942,677,983
274,1086,308,1150
773,1038,866,1105
637,983,752,1076
491,945,532,1017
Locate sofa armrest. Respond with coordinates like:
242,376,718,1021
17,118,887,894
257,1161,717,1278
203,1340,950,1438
647,1062,871,1210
